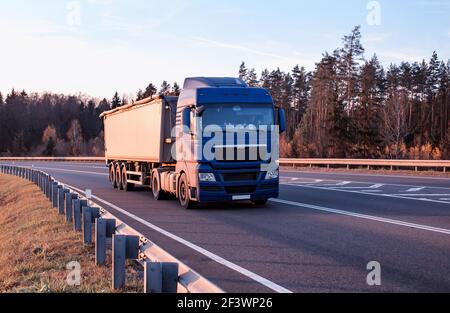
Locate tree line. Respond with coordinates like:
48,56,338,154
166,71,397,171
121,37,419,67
1,26,449,159
239,26,450,160
0,82,180,157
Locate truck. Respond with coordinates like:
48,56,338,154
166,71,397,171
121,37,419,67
100,77,286,209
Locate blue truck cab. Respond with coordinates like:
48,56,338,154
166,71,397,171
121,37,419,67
174,77,286,209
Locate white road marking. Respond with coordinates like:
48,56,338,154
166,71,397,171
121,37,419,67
406,187,425,192
65,183,292,293
336,181,352,186
282,169,450,181
392,194,450,197
282,183,450,205
369,184,384,189
270,198,450,235
32,166,108,176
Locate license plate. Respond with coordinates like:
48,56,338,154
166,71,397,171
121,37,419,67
232,195,251,200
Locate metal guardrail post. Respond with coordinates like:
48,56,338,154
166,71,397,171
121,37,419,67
66,193,77,223
51,183,58,208
82,207,93,244
144,262,162,293
58,188,67,215
144,262,179,293
95,218,116,265
82,206,100,244
73,199,87,231
112,234,139,290
112,234,126,289
95,219,107,265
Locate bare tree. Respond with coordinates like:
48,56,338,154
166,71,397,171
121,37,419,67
381,92,408,158
66,119,83,156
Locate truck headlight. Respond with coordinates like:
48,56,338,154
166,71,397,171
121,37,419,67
265,169,279,180
199,173,216,182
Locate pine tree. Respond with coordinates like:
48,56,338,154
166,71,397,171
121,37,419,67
246,68,258,87
337,26,365,112
160,81,171,95
136,89,144,101
143,83,157,99
238,62,248,81
353,54,385,157
0,91,3,105
292,65,311,133
172,82,181,96
260,69,270,89
300,53,344,157
111,92,121,109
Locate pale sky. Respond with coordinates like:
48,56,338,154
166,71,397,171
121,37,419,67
0,0,449,99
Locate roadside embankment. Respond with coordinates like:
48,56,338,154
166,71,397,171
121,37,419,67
0,174,142,293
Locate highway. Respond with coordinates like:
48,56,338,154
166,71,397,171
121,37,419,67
3,161,450,293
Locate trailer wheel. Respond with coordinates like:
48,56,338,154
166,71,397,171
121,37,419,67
151,170,167,200
116,164,123,190
110,164,118,189
178,173,197,210
121,165,134,192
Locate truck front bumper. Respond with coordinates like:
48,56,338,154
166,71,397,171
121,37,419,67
197,179,279,203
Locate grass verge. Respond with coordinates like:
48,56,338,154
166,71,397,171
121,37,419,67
0,174,142,293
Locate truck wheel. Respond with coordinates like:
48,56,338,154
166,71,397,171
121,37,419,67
252,199,268,206
116,164,123,190
151,171,167,200
110,164,117,189
178,174,197,210
121,165,134,192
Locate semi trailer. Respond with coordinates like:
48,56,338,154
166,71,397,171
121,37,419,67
100,77,286,209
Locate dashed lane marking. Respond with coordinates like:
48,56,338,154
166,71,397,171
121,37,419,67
270,198,450,235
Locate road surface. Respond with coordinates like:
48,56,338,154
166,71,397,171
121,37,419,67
2,161,450,293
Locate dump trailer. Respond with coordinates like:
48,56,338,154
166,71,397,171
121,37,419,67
101,77,286,209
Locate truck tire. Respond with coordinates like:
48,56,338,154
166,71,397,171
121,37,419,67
121,165,134,192
110,164,118,189
116,164,123,190
151,170,167,200
178,173,197,210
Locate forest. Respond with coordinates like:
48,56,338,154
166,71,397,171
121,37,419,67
0,26,449,159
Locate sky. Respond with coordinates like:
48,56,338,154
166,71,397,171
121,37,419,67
0,0,449,99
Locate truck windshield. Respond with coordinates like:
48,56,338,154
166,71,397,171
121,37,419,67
201,103,274,128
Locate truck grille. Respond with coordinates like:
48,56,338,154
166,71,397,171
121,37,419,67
222,173,257,182
215,146,266,162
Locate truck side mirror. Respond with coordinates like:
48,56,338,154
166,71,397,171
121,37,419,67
278,108,286,133
182,107,191,134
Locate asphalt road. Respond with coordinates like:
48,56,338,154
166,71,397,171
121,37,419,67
3,161,450,293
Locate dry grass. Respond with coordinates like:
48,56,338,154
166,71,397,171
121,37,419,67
0,174,143,293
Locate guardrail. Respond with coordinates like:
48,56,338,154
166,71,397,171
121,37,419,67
279,158,450,173
0,164,224,293
2,157,449,173
0,157,105,162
